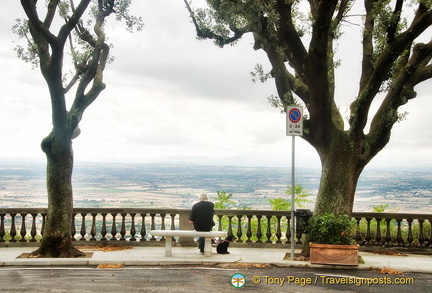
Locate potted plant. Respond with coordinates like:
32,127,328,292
307,213,359,266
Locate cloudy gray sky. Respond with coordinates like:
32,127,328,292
1,1,431,170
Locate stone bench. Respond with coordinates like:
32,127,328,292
149,230,227,257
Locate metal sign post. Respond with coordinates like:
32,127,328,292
286,106,303,260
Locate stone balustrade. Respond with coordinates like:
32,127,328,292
0,208,431,249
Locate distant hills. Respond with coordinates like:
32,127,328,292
0,159,430,213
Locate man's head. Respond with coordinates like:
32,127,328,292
199,193,208,201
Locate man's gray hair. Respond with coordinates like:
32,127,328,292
199,193,208,201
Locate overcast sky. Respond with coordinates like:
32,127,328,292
1,1,431,170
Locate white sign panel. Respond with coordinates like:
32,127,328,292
286,106,303,136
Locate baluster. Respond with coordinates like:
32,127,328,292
130,213,136,241
160,213,166,242
364,218,372,246
374,217,382,245
80,213,87,241
384,218,392,247
246,215,252,243
140,213,147,241
407,219,414,247
0,213,5,242
111,213,118,241
120,213,127,241
286,216,291,244
418,219,425,247
170,213,176,242
150,213,156,241
71,213,77,241
295,218,302,245
90,213,97,241
30,213,38,242
10,213,17,242
428,219,432,248
20,213,27,242
101,213,107,241
355,217,362,244
275,215,282,244
170,214,176,230
236,215,242,243
396,219,404,246
160,213,166,230
217,215,223,241
227,215,233,237
265,215,272,243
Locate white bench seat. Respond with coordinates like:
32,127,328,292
149,230,227,257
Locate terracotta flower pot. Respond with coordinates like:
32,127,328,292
309,243,359,266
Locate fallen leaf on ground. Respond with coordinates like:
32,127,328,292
373,267,403,275
372,250,408,256
97,264,124,269
77,245,133,252
221,263,270,268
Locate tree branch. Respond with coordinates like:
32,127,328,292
358,0,376,91
366,40,432,161
277,1,309,82
20,0,58,45
44,0,59,28
408,41,432,86
307,0,339,133
386,0,403,44
58,0,91,44
70,3,110,117
183,0,247,47
351,2,432,136
333,0,351,28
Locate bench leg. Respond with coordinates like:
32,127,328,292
204,237,212,257
165,237,172,257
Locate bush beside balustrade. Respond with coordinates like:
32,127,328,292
0,208,431,250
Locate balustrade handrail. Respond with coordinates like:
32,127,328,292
0,208,431,249
1,208,431,218
352,212,432,220
0,207,295,215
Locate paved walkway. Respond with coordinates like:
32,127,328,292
1,246,431,273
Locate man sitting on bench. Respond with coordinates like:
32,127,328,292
188,193,215,254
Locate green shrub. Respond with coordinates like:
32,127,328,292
308,213,356,245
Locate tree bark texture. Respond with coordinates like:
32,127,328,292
33,135,84,257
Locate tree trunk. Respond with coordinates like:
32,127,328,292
313,135,364,217
300,135,364,256
31,134,84,257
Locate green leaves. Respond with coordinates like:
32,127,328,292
214,190,236,209
12,19,39,69
113,0,144,32
251,63,271,83
268,184,312,211
308,213,356,245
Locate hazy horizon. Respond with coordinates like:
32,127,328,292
1,160,430,213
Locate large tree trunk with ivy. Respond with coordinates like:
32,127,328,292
17,0,141,257
315,134,365,216
185,0,432,217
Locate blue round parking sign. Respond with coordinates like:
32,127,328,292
289,108,302,123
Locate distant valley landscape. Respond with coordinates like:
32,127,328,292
0,159,431,213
